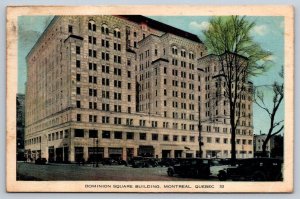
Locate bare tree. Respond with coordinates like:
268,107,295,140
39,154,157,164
203,16,272,161
254,71,284,157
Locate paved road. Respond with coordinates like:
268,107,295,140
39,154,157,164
17,162,218,181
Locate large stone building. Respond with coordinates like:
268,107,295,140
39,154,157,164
24,15,253,163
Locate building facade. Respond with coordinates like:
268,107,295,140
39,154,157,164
254,134,275,157
24,15,253,163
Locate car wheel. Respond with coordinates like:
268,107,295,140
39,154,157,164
252,171,266,181
167,169,174,177
218,171,227,181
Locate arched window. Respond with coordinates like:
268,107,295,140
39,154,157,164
88,20,96,31
101,24,109,35
172,46,178,55
189,51,194,59
181,49,186,57
113,28,121,38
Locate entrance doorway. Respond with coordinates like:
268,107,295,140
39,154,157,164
162,150,171,158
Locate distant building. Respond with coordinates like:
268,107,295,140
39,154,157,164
254,134,275,157
24,15,253,163
17,93,25,160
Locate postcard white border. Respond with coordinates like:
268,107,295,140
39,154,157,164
6,5,294,193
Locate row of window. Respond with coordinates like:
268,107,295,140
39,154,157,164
206,137,252,145
171,46,196,59
73,129,196,142
87,21,121,38
25,129,253,146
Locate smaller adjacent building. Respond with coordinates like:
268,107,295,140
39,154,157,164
253,133,275,157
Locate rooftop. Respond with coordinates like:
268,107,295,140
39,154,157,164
117,15,202,43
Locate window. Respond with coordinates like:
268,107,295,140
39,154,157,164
140,133,146,140
89,89,97,97
114,131,122,139
64,130,69,138
224,138,228,144
172,46,178,55
102,91,110,99
215,138,220,143
76,74,81,81
102,78,110,86
190,136,195,142
207,137,212,143
101,52,110,61
182,136,186,142
102,131,110,139
76,46,80,54
76,101,81,108
114,68,122,76
101,24,109,35
126,132,134,140
88,21,96,31
76,60,81,68
102,65,110,73
89,63,97,71
163,135,169,141
89,130,98,138
74,129,84,137
114,117,122,124
114,28,121,38
76,87,81,94
113,80,122,88
128,95,131,102
102,103,110,111
173,135,178,141
76,114,81,122
68,25,73,33
102,116,110,124
152,134,158,141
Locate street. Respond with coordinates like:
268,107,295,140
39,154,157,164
17,162,218,181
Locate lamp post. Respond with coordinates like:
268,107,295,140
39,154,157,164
197,68,205,158
96,138,99,167
93,138,95,167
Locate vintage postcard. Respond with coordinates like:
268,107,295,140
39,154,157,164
6,5,294,192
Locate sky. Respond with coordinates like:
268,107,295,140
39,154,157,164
18,15,284,135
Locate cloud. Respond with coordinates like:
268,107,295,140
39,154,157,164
251,25,268,36
189,21,210,31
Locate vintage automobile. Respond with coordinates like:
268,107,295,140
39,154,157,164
101,158,119,165
167,158,211,178
158,158,179,167
209,158,238,181
130,157,159,168
226,158,283,181
35,158,47,165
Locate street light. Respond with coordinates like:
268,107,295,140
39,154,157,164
96,138,99,167
197,68,205,158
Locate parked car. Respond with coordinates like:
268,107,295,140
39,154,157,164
35,158,47,165
209,158,238,181
101,158,119,165
129,157,159,168
167,158,211,178
226,158,283,181
158,158,179,167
